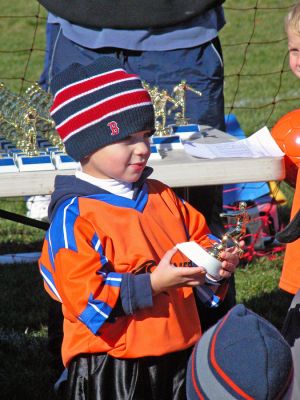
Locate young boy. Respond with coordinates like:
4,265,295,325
38,56,241,399
279,2,300,299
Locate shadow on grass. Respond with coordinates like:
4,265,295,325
0,262,60,399
0,331,58,400
241,288,294,331
0,240,43,255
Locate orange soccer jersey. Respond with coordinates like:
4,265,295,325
39,173,213,367
280,169,300,294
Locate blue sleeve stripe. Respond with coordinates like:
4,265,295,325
79,298,113,334
49,197,79,258
46,230,56,271
105,273,122,287
63,197,78,250
91,233,108,265
194,286,220,308
40,264,62,302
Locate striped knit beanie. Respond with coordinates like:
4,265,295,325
50,57,155,161
186,304,294,400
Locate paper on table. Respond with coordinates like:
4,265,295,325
183,126,285,159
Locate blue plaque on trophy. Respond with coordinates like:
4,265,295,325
149,144,162,160
168,124,202,140
151,135,183,151
0,156,18,173
51,151,79,170
14,152,55,172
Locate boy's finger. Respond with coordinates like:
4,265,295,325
176,266,206,275
163,247,178,263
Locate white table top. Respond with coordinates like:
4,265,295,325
0,126,285,198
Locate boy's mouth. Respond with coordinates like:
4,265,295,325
129,162,146,171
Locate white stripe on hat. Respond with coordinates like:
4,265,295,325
52,68,122,105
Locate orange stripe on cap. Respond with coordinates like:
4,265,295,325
210,311,254,400
51,69,139,114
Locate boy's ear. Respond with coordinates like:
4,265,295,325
80,154,90,166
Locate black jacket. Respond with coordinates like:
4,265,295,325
38,0,225,29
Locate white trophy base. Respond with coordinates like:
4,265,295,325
51,152,79,170
14,154,55,172
0,157,18,173
176,241,222,281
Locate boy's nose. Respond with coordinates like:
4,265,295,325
134,140,150,154
135,140,150,154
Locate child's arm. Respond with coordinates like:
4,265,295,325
39,213,127,335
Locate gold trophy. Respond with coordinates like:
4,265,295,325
166,80,202,139
0,83,39,156
209,201,249,259
0,82,66,171
168,80,202,126
143,82,176,136
25,83,64,150
176,202,249,281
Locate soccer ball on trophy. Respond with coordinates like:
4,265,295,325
271,109,300,187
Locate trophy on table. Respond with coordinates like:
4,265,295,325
25,83,64,150
0,82,78,172
25,83,78,169
176,202,250,281
143,82,176,136
143,80,203,150
142,82,181,152
167,80,202,139
0,83,40,157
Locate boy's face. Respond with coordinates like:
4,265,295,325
81,130,151,182
287,29,300,79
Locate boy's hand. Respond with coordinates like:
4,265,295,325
218,240,245,279
150,247,206,296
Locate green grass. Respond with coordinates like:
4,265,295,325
0,0,298,398
0,1,47,93
0,198,44,254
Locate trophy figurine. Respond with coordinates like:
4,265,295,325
143,83,176,136
209,201,249,259
0,82,57,171
167,80,202,125
25,83,65,151
142,82,183,151
167,80,202,139
176,202,249,281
